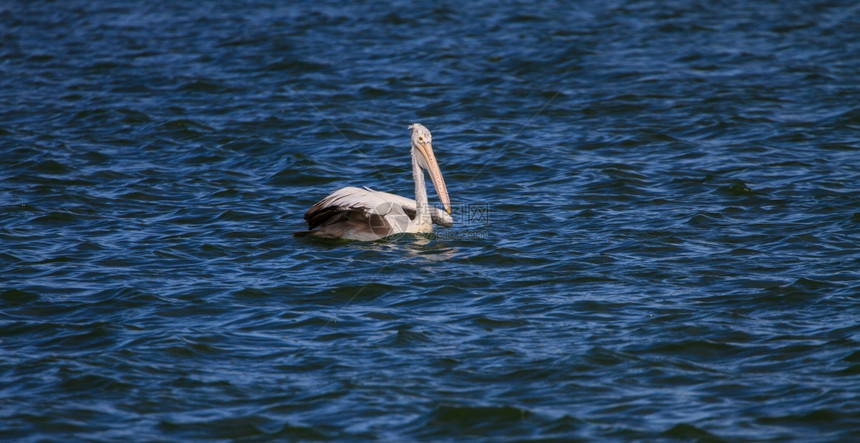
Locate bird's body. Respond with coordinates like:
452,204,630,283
295,124,452,241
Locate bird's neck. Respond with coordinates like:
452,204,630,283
411,147,432,226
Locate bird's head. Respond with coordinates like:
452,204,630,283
408,123,450,214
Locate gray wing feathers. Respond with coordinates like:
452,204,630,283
303,187,452,229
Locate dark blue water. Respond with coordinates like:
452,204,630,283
2,0,860,440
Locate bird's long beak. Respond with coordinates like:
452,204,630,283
415,142,451,214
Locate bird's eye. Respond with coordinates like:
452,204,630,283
418,137,424,142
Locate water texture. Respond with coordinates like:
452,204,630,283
2,0,859,440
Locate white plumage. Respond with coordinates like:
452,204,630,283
295,124,452,241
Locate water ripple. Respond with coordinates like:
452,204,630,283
2,0,860,441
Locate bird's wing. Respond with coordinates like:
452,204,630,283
304,187,397,229
300,187,412,240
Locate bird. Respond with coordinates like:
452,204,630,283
294,123,452,241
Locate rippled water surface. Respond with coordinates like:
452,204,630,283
2,0,860,440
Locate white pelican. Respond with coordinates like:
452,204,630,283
294,123,452,241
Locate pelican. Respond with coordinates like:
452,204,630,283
294,123,452,241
